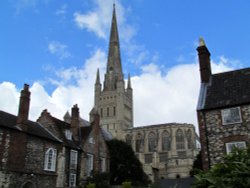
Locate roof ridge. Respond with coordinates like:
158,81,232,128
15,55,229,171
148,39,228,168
212,67,250,76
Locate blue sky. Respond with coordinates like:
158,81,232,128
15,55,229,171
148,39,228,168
1,0,250,132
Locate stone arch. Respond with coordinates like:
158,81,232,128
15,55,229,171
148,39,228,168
176,129,185,150
148,131,157,152
186,129,192,149
135,132,144,152
125,134,132,146
20,181,36,188
162,130,171,151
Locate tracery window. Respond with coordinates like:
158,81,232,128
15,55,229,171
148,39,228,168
136,133,144,152
148,132,157,152
186,129,192,149
162,131,171,151
125,134,132,146
176,129,185,150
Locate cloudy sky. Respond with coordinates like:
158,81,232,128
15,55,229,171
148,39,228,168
1,0,250,133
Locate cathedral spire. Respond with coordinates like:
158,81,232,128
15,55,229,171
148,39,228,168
95,68,100,85
106,3,123,82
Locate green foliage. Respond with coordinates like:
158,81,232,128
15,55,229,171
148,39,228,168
86,182,96,188
122,181,132,188
85,172,110,188
192,146,250,188
190,151,203,176
107,139,150,186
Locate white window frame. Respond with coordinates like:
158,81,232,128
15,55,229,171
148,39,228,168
65,129,72,140
69,173,76,187
225,141,246,154
70,150,78,170
87,154,94,176
44,148,57,171
100,157,106,172
221,107,242,125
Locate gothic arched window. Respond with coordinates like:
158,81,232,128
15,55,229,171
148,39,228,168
187,129,192,149
162,131,171,151
136,133,144,152
125,134,132,146
148,132,157,152
176,129,185,150
44,148,57,171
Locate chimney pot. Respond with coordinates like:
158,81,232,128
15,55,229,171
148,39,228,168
17,84,31,130
197,40,212,83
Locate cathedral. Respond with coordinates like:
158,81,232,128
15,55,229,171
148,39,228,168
92,5,198,181
0,5,198,187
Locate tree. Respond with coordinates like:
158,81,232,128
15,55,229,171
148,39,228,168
190,151,203,176
107,139,150,186
192,146,250,188
84,172,110,188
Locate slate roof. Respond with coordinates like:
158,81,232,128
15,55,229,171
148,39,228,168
0,110,61,142
202,68,250,110
48,115,81,149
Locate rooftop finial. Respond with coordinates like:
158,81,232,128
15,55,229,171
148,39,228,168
199,37,206,47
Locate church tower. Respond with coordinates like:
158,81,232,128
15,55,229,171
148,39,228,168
92,4,133,139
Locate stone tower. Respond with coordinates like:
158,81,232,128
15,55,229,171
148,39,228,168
92,4,133,139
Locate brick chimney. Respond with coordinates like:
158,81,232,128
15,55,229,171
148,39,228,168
92,110,101,172
92,111,100,134
197,38,212,83
17,84,31,131
71,104,80,140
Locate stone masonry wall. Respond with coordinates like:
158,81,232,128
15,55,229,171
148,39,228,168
202,104,250,166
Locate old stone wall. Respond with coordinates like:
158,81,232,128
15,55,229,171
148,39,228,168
124,124,197,180
200,104,250,166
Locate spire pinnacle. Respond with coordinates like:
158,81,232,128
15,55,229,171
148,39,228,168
127,73,132,89
104,4,124,91
95,68,100,84
107,3,123,77
199,37,206,47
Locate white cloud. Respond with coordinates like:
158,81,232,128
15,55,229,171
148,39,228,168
73,0,131,40
0,82,19,114
56,4,67,16
132,57,237,133
0,50,238,133
48,41,71,60
0,49,106,122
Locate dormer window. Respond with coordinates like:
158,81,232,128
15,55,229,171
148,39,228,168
221,107,242,125
65,130,72,140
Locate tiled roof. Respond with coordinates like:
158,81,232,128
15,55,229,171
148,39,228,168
203,68,250,110
0,110,61,142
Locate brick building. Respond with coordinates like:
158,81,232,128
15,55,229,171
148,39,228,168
196,38,250,170
0,84,109,187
